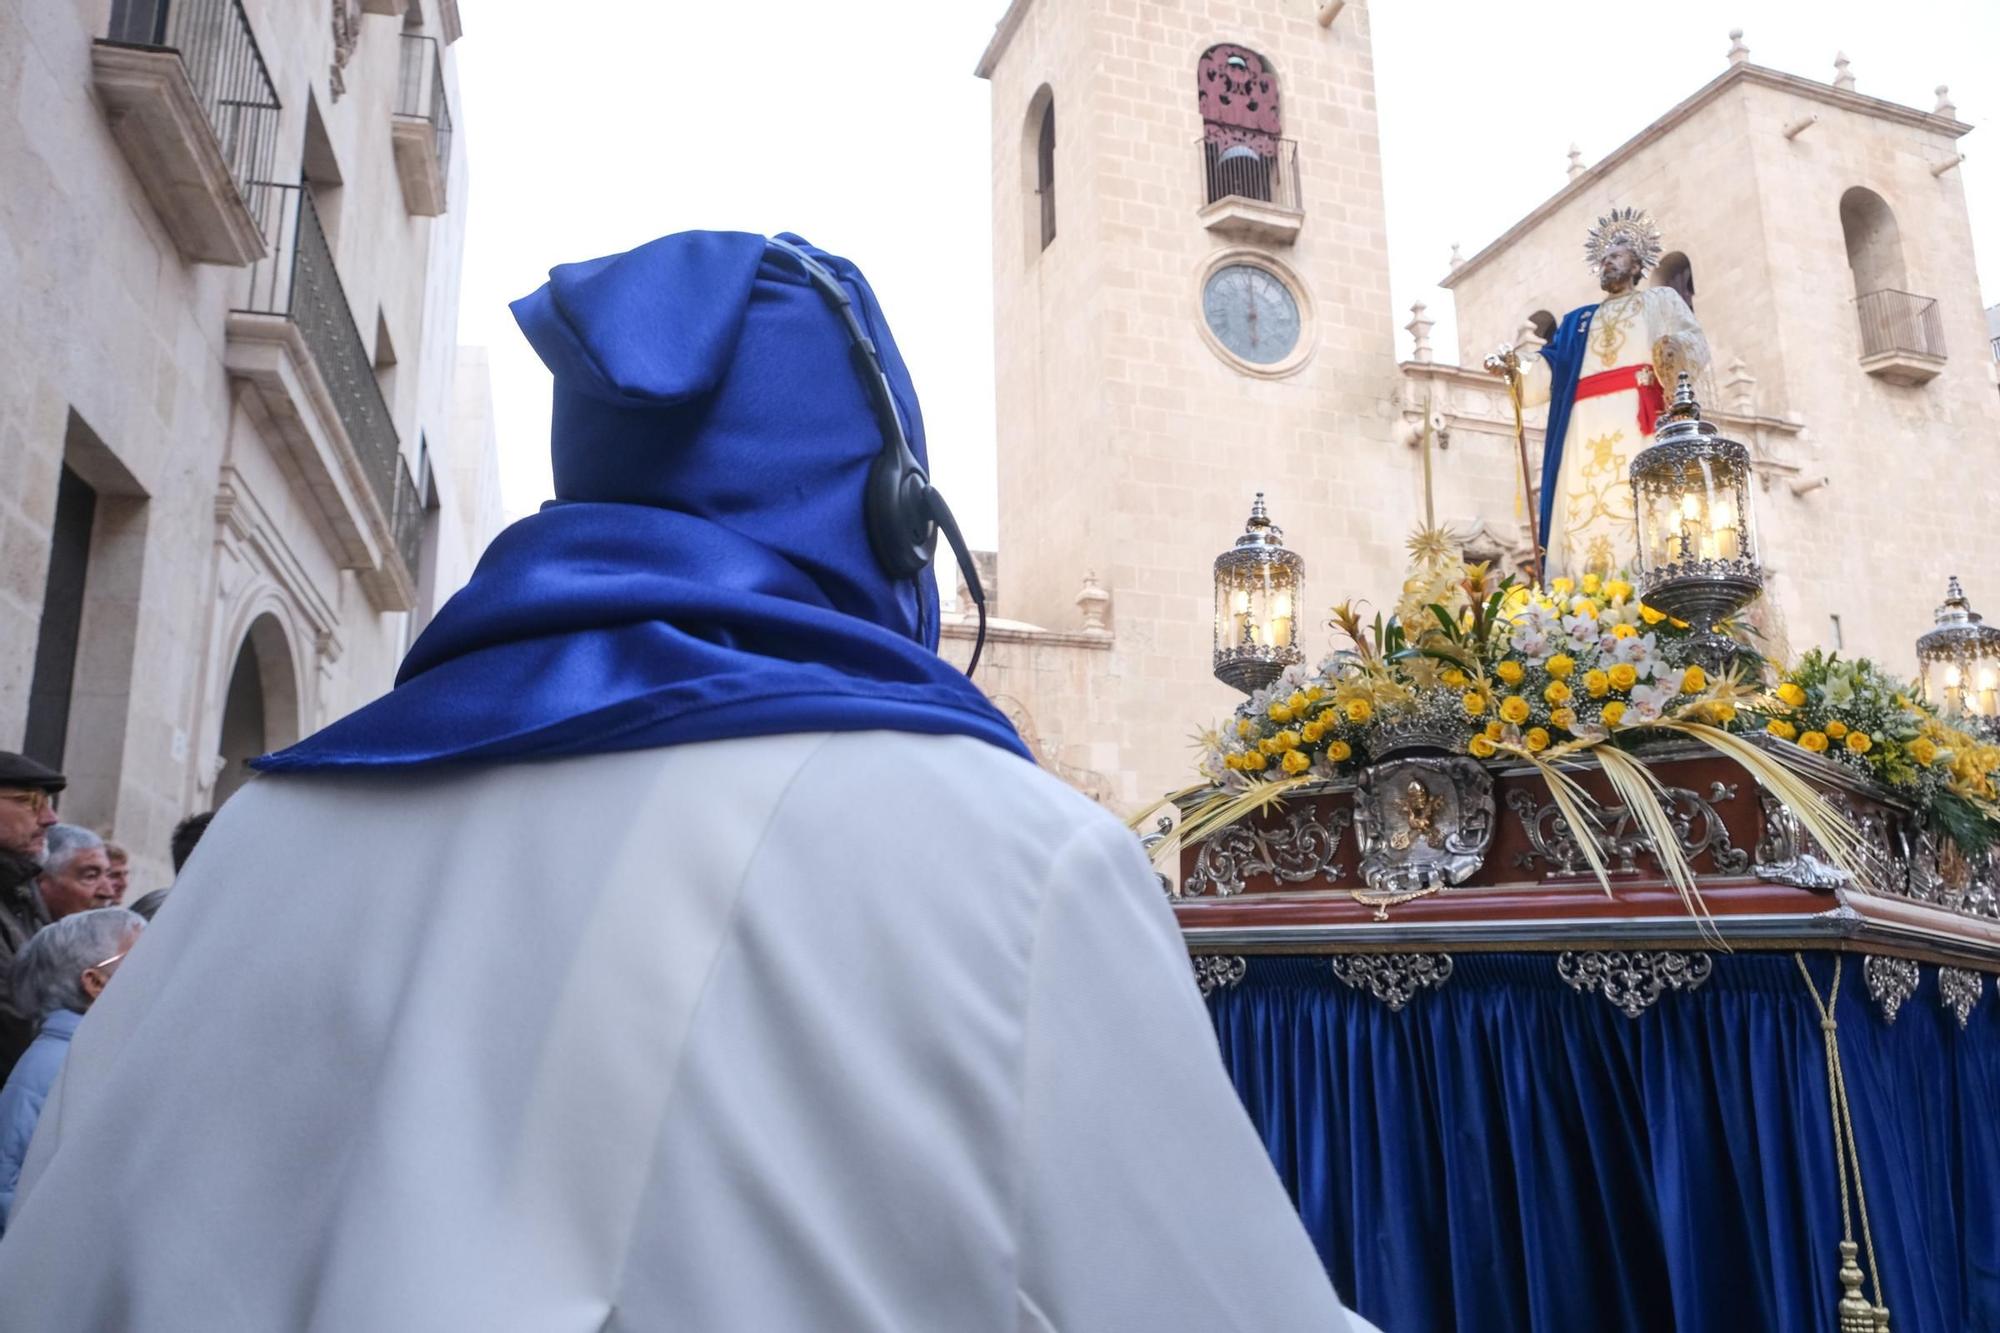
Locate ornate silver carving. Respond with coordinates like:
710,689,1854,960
1863,955,1920,1024
1182,806,1352,898
1139,816,1176,900
1752,791,1851,890
1328,952,1454,1012
1511,781,1747,879
1938,966,1983,1029
1352,758,1494,910
1557,949,1714,1017
1191,954,1248,997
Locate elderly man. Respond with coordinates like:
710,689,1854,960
0,907,143,1231
35,826,117,921
0,752,64,1076
0,233,1382,1331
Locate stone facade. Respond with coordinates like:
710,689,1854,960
1443,57,1998,678
975,5,1997,814
0,0,499,887
976,0,1411,812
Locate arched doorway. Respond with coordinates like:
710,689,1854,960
214,612,300,805
1838,187,1905,296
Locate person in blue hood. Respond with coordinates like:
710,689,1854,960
0,230,1383,1333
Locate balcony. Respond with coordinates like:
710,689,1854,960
1196,137,1303,245
93,0,280,265
1856,288,1946,385
225,184,415,612
391,34,452,217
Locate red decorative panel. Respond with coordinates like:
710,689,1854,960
1197,44,1281,150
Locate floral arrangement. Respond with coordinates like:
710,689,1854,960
1156,527,1872,915
1754,649,2000,854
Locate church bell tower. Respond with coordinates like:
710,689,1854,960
975,0,1410,808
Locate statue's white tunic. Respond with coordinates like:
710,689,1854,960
0,732,1376,1332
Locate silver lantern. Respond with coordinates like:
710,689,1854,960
1213,492,1304,693
1630,373,1762,671
1917,576,2000,738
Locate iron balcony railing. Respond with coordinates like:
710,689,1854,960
396,34,453,187
391,458,425,581
240,183,402,532
1856,289,1946,361
104,0,279,212
1199,137,1301,211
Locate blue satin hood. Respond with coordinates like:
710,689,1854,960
257,230,1030,772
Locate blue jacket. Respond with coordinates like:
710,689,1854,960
0,1007,81,1231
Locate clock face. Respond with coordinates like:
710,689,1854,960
1202,263,1301,366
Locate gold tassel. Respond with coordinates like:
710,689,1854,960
1799,957,1891,1333
1837,1242,1874,1332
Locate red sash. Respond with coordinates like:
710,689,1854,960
1575,364,1665,438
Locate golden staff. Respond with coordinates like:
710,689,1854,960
1491,347,1544,586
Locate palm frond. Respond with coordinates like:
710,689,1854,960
1598,745,1724,945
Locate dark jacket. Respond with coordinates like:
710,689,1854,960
0,852,50,1080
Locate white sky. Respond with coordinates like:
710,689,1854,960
454,1,1997,545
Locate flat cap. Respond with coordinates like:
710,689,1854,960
0,751,65,792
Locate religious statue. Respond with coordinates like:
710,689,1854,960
1485,208,1710,581
1388,778,1444,852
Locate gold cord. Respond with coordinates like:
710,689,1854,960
1795,954,1891,1331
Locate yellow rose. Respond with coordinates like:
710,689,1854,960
1440,668,1469,690
1800,731,1829,753
1824,720,1848,740
1325,739,1353,763
1584,669,1611,698
1281,749,1311,775
1483,720,1505,741
1525,727,1551,752
1601,701,1627,727
1274,730,1300,751
1304,685,1326,703
1224,752,1245,771
1776,682,1807,708
1550,577,1575,597
1571,599,1600,620
1608,663,1639,691
1581,573,1602,596
1544,681,1574,705
1640,603,1667,625
1237,718,1256,738
1499,695,1532,725
1258,737,1280,756
1681,665,1707,692
1611,623,1638,640
1344,698,1374,724
1766,719,1797,741
1462,691,1489,717
1846,731,1873,755
1268,702,1293,723
1495,660,1526,686
1910,737,1940,766
1700,701,1738,725
1468,735,1498,759
1243,750,1268,771
1287,691,1308,712
1551,707,1578,731
1546,654,1576,680
1606,579,1633,602
1301,721,1325,744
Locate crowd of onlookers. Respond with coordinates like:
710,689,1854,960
0,749,211,1234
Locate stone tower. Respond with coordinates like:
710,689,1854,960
972,0,1412,809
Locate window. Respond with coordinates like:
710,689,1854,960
1024,86,1056,254
1652,252,1695,311
1198,44,1281,206
24,464,96,770
1839,187,1905,297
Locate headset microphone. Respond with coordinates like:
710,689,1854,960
765,237,989,677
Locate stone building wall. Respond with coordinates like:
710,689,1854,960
980,0,1424,810
1444,57,1998,678
0,0,498,886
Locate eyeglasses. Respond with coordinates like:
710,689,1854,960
0,789,54,815
87,948,131,974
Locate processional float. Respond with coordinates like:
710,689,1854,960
1141,210,2000,1333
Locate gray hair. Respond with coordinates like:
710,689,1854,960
12,907,144,1019
42,823,105,878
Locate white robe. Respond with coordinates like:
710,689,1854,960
1518,286,1710,581
0,731,1380,1332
